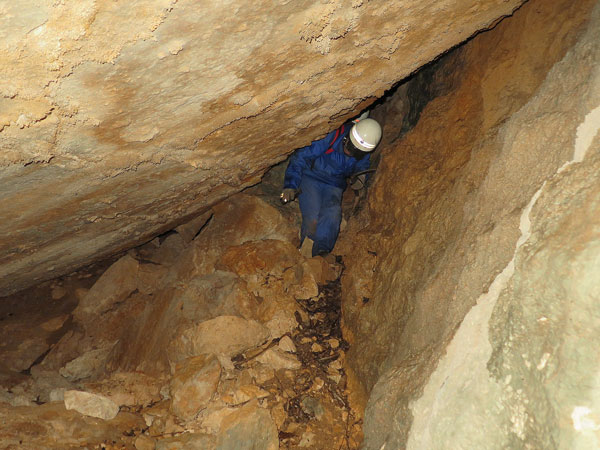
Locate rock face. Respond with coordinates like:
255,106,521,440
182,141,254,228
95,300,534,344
337,0,600,448
0,0,525,296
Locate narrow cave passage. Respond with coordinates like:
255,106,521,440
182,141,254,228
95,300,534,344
1,0,599,449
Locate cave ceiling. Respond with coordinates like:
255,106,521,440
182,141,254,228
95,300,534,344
0,0,523,295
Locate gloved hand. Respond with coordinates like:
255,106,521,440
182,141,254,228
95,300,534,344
280,188,297,204
349,174,367,191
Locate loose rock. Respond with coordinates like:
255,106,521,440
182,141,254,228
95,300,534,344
64,390,120,420
169,316,271,363
170,355,221,421
257,347,302,371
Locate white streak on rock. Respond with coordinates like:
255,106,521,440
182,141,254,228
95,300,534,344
559,104,600,173
572,406,600,431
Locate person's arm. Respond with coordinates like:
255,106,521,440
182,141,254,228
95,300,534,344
349,155,372,191
283,132,332,190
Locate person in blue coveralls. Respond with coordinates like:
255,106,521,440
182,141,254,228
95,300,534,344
280,117,382,257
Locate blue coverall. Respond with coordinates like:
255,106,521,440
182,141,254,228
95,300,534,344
283,123,371,257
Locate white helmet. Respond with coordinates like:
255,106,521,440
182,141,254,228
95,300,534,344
349,118,382,152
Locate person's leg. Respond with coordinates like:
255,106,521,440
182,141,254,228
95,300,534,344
298,177,322,245
312,184,343,256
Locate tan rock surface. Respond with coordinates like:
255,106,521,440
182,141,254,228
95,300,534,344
336,0,600,448
169,316,271,363
170,355,221,421
73,254,139,318
0,0,525,296
0,402,144,449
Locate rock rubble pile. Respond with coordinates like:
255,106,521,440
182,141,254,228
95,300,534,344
0,192,361,449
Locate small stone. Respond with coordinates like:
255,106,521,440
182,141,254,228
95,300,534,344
143,414,155,427
279,336,296,353
64,390,119,420
257,347,302,371
328,373,342,384
328,338,340,349
312,377,325,391
301,396,325,419
329,359,342,371
311,343,323,353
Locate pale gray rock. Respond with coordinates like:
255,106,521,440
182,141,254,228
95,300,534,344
64,390,120,420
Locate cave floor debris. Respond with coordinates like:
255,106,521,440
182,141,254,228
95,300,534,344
233,277,362,450
0,192,364,449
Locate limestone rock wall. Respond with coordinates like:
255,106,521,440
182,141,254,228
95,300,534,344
0,0,525,296
337,0,600,447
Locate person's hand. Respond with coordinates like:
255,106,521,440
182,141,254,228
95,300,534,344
280,189,297,204
349,174,367,191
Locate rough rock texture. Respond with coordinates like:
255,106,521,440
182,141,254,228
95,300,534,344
0,0,526,296
215,400,279,450
170,355,221,421
0,402,145,449
337,0,600,448
63,389,120,420
0,187,358,448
